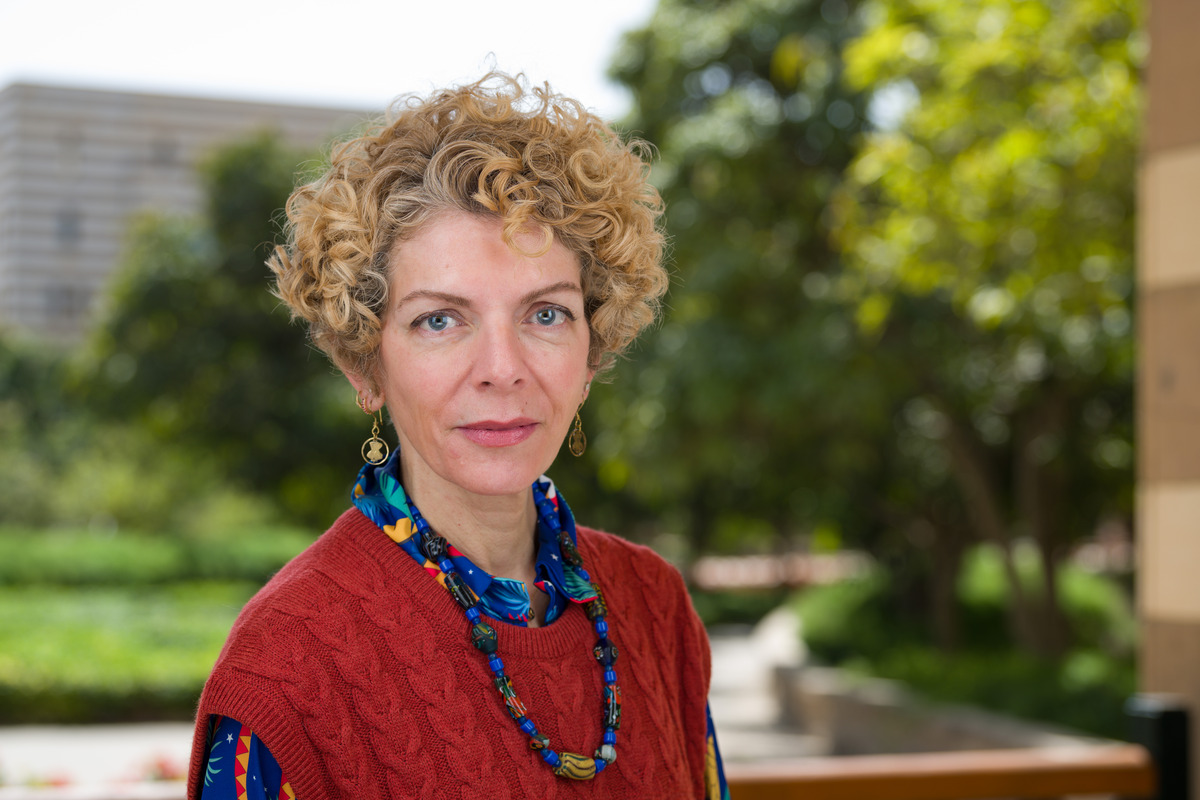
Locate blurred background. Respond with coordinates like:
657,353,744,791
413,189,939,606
2,0,1195,795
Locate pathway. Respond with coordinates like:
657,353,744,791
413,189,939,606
707,605,825,763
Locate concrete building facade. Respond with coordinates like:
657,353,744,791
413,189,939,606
0,83,369,342
1139,0,1200,795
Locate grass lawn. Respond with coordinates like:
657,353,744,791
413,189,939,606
0,582,257,722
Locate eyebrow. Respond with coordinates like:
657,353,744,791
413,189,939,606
394,289,472,310
395,281,582,311
519,281,583,306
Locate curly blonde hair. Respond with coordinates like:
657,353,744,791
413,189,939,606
270,73,668,393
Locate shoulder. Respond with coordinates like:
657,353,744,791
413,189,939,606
576,525,684,583
216,509,402,662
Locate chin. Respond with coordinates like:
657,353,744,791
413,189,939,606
446,449,559,498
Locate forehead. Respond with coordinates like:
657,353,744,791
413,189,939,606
388,211,581,294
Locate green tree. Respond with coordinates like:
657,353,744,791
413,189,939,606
75,133,361,525
830,0,1141,655
606,0,1138,658
601,0,892,555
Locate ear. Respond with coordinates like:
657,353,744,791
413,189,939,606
344,371,384,412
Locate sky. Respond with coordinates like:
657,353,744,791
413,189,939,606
0,0,659,119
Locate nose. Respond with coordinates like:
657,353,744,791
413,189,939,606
474,321,529,388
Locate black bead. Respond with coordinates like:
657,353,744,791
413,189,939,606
444,572,477,610
471,622,498,654
421,533,448,563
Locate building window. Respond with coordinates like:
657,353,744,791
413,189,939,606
150,134,178,166
56,209,83,247
42,284,92,320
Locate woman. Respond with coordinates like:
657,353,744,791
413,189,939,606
187,73,728,800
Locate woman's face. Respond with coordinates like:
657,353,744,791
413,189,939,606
369,211,593,500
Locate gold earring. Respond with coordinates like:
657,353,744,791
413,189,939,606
358,394,390,466
568,410,586,457
362,411,390,465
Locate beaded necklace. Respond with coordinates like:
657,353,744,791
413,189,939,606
404,482,621,781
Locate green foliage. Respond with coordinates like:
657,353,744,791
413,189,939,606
958,543,1136,655
0,523,312,723
0,583,256,723
0,525,313,586
0,532,184,586
73,133,362,526
795,547,1137,736
0,338,72,528
795,569,918,660
846,647,1136,739
599,0,891,555
608,0,1139,658
829,0,1139,653
689,588,793,627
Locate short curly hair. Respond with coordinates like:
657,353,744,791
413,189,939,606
270,73,668,394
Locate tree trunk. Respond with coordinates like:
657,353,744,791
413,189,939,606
939,404,1041,651
1015,388,1071,658
928,518,966,652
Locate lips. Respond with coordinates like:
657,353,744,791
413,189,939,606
458,419,538,447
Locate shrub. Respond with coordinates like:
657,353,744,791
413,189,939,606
689,587,792,627
793,544,1138,738
0,582,257,723
0,526,314,586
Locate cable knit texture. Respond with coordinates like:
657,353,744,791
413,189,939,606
187,508,711,799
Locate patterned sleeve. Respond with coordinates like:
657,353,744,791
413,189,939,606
704,702,731,800
200,715,297,800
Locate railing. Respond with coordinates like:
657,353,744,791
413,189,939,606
726,744,1157,800
0,745,1162,800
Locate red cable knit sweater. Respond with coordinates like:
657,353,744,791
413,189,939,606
187,508,711,799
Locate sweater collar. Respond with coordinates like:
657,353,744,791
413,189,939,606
351,450,595,626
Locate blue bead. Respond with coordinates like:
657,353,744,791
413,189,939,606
489,656,505,673
439,559,454,573
541,749,561,767
594,758,607,773
604,669,616,683
604,729,616,744
465,606,481,623
595,620,608,635
520,718,537,735
577,568,590,581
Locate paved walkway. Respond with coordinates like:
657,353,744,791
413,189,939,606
0,607,813,792
0,723,192,791
707,605,825,763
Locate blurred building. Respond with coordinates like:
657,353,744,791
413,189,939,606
0,83,369,343
1140,0,1200,795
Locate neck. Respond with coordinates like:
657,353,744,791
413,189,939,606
401,465,538,586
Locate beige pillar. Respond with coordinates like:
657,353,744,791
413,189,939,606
1139,1,1200,796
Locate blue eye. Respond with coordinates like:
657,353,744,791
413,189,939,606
534,307,572,326
415,313,456,332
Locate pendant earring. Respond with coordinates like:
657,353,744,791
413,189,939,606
358,393,390,466
568,410,586,457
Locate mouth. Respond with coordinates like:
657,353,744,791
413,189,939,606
457,419,539,447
